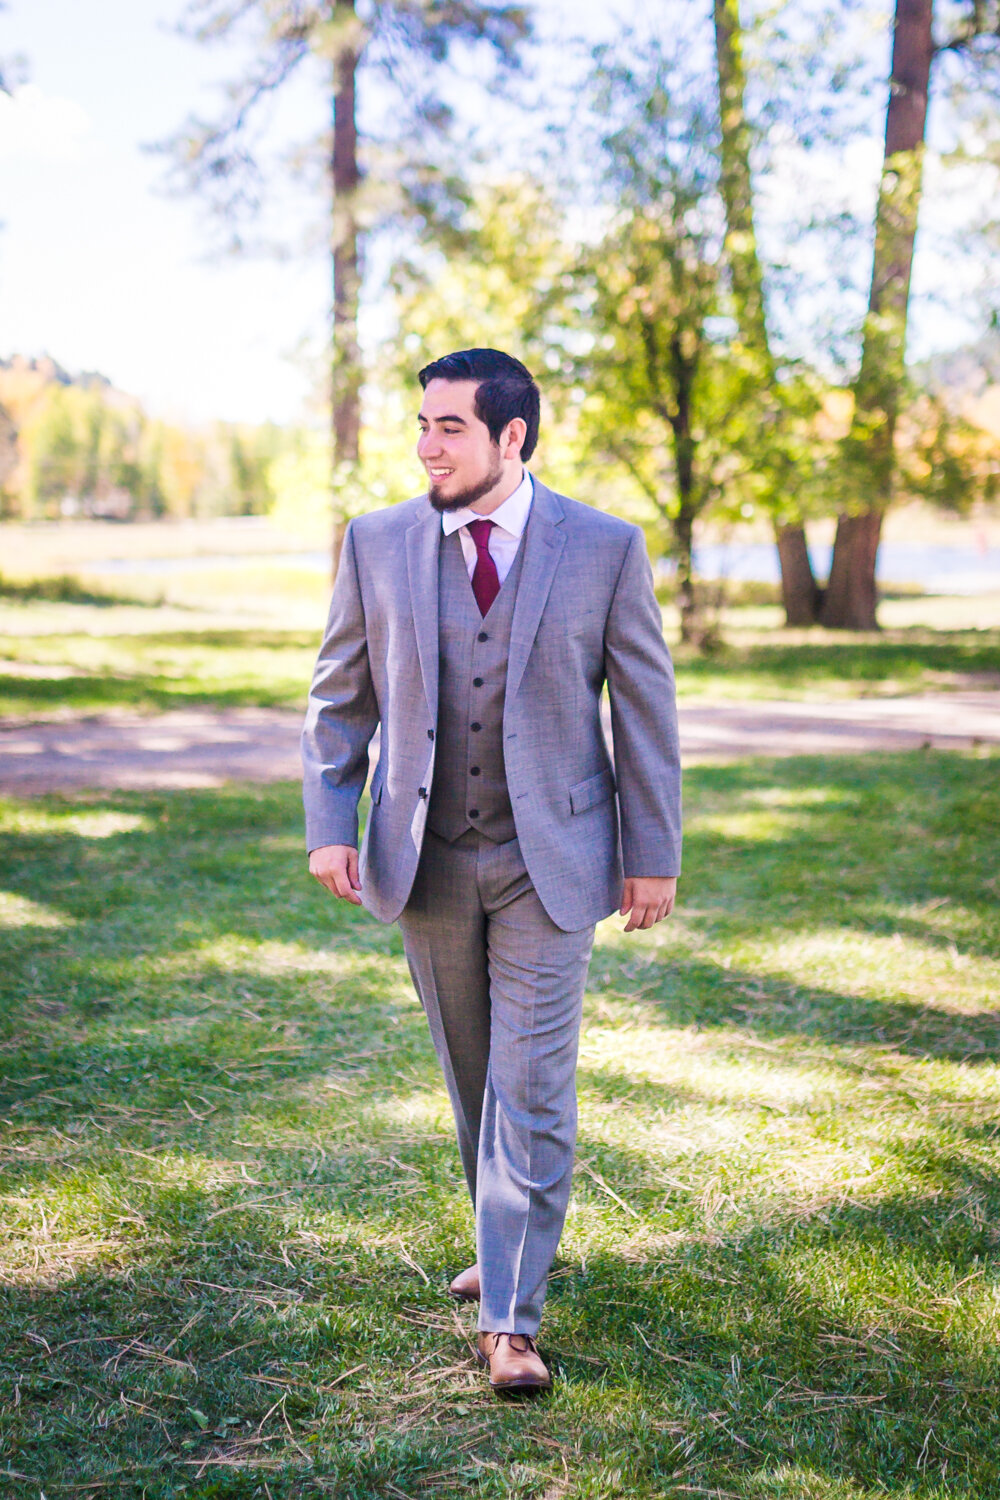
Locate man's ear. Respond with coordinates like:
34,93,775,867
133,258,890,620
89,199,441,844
501,418,527,460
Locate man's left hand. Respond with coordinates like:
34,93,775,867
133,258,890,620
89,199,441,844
620,877,677,933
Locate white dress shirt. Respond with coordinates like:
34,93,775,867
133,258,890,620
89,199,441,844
440,470,534,584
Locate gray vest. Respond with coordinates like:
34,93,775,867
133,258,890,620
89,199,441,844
426,527,524,843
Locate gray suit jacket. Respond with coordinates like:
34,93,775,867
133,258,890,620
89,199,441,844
301,478,682,931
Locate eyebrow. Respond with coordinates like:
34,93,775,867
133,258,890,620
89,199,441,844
418,413,468,426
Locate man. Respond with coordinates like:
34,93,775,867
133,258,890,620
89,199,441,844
302,348,681,1393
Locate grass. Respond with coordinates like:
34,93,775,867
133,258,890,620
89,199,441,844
1,588,998,721
1,751,999,1497
670,629,1000,701
0,573,159,610
0,627,320,718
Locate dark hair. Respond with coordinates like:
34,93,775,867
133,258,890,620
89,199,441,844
418,348,540,462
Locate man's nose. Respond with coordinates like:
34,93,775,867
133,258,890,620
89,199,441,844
417,430,439,460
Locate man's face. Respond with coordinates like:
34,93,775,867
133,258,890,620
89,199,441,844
417,378,504,512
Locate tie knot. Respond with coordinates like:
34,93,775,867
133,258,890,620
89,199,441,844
466,518,494,550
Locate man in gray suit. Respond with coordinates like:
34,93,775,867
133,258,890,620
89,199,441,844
303,348,681,1392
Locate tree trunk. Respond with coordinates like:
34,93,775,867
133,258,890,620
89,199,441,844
667,332,708,647
713,0,768,352
821,0,933,630
330,0,363,580
821,510,883,630
776,523,821,625
672,504,699,646
713,0,820,624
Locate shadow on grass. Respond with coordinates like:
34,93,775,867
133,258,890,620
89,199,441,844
0,571,160,609
2,1160,998,1496
0,628,319,716
0,755,998,1494
673,629,1000,692
0,670,306,716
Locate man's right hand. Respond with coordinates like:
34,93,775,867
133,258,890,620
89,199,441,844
309,844,362,905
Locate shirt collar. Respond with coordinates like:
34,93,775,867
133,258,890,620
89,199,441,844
440,469,534,538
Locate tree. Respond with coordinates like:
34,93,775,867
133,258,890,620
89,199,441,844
163,0,530,574
823,0,1000,628
568,44,747,647
713,0,823,626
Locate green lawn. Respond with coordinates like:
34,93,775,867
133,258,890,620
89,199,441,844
2,751,998,1498
0,627,320,718
2,591,998,720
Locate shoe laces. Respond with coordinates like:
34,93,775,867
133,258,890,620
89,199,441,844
487,1332,538,1356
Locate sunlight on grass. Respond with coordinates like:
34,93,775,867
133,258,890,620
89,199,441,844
685,807,818,840
0,760,998,1496
748,786,861,809
752,927,997,1008
0,891,73,928
0,805,155,837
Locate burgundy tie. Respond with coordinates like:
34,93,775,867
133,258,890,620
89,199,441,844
467,518,500,616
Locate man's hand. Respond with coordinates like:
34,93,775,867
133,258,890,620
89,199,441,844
309,844,362,905
620,876,677,933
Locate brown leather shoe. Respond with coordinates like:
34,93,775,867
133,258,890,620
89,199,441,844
476,1331,552,1392
448,1263,481,1302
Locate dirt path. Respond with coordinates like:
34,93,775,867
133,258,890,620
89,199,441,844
1,693,997,797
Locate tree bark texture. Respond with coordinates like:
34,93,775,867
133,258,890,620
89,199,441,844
821,510,883,631
821,0,933,629
776,523,822,625
713,0,769,352
713,0,820,623
672,504,699,646
330,0,363,579
666,331,706,647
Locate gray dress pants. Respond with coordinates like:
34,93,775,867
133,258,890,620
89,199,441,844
397,828,595,1335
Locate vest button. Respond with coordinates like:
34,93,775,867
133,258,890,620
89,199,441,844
470,722,482,732
470,766,480,775
469,809,480,818
418,787,428,798
473,677,483,687
477,632,488,642
427,729,435,740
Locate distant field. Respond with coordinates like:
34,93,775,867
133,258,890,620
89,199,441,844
1,516,999,721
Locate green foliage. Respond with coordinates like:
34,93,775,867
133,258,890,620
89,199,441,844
1,750,999,1494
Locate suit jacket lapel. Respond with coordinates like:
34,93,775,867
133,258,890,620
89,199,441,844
506,479,566,706
405,501,441,720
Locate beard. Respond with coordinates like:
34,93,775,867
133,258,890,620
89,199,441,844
428,451,504,513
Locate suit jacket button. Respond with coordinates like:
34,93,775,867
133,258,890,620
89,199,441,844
471,722,482,732
469,809,479,818
470,766,480,775
427,729,435,740
477,632,488,642
418,787,428,798
473,677,483,687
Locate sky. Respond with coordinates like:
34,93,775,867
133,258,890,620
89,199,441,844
0,0,335,425
0,0,994,428
0,0,626,427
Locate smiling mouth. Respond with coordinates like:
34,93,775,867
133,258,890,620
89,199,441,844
428,468,454,478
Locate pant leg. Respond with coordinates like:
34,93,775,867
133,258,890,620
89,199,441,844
475,835,595,1336
396,830,491,1202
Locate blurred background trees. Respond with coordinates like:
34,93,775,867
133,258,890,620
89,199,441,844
3,0,999,641
158,0,531,573
0,357,281,521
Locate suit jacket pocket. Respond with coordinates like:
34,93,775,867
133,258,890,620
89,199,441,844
569,767,616,815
